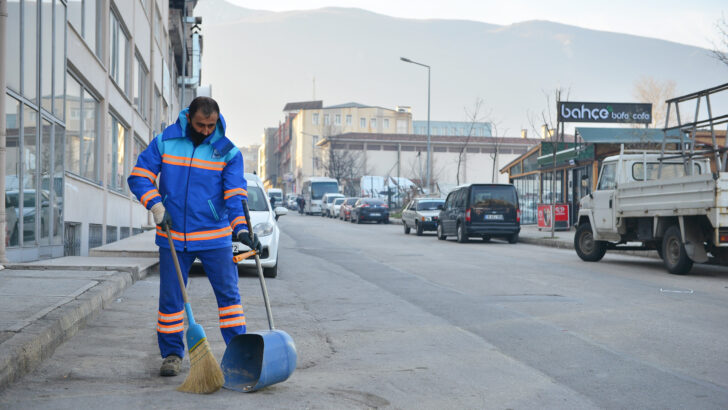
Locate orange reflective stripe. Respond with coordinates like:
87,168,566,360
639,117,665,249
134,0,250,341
141,190,161,207
158,310,184,322
223,188,248,199
163,153,226,166
230,216,247,229
185,230,232,241
156,226,232,242
218,305,243,316
132,167,157,181
162,154,225,171
157,323,184,333
156,227,185,241
220,317,246,328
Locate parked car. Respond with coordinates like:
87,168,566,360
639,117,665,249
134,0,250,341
402,198,445,236
437,184,520,243
350,198,389,224
229,173,288,277
321,193,345,217
331,197,346,219
339,197,359,221
285,193,298,210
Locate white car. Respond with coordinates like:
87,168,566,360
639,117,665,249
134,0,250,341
232,173,288,277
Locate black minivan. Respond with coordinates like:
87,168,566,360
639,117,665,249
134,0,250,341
437,184,520,243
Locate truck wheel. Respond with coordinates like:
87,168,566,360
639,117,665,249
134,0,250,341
437,224,446,240
403,222,411,234
416,222,424,236
507,233,519,244
574,223,607,262
662,225,693,275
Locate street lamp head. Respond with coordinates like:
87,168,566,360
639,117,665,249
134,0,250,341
400,57,412,63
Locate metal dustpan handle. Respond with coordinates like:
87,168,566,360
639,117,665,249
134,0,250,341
242,200,275,331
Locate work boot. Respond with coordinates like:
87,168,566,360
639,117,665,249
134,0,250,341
160,354,182,377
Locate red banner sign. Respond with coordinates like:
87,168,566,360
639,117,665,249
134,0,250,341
537,204,570,229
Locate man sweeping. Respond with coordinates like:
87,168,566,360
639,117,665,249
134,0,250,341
128,96,261,378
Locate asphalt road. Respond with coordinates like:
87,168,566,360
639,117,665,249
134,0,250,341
2,213,728,409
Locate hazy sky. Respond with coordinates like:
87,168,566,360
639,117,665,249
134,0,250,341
226,0,726,49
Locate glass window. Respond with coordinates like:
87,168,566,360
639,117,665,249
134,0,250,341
85,0,97,54
511,161,522,175
54,0,66,118
110,11,129,95
65,74,98,181
335,114,341,125
370,118,377,128
360,117,365,128
8,0,21,92
67,0,81,29
312,113,319,125
5,96,21,247
597,163,616,190
324,114,330,125
41,0,53,112
154,8,162,46
40,119,52,244
109,115,127,192
53,123,64,245
542,171,564,203
632,162,702,181
134,54,148,119
523,152,538,173
68,0,98,55
383,119,389,129
154,87,161,133
346,115,352,125
133,135,146,166
23,105,38,245
23,0,37,102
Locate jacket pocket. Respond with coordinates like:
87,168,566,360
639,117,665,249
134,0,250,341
208,200,220,221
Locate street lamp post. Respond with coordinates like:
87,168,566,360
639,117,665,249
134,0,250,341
400,57,431,193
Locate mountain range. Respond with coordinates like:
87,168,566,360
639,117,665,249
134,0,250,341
195,0,728,146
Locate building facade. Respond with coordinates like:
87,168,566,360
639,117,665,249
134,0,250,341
287,101,413,193
413,120,492,137
318,133,540,195
3,0,202,261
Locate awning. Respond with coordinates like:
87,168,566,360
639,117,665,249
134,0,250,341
575,127,682,144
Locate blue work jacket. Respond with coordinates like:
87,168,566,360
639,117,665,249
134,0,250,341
128,108,249,251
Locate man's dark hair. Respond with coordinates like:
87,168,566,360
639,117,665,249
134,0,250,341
188,96,220,118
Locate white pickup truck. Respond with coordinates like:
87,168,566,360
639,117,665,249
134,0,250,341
575,152,728,274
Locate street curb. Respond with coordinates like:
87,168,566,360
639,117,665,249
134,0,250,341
0,263,158,392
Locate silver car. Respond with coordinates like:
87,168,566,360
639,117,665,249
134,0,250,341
401,198,445,236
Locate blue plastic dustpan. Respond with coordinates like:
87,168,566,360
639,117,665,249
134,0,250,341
222,202,296,392
221,329,297,392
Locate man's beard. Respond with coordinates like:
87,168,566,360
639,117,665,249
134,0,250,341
187,125,208,146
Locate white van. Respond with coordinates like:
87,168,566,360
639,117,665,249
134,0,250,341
301,177,339,215
321,193,345,217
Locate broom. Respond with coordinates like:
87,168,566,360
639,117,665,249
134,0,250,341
164,225,224,394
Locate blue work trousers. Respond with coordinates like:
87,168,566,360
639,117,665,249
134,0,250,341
157,247,246,358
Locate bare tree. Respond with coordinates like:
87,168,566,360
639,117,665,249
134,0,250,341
712,13,728,68
456,98,485,185
406,152,443,194
632,76,676,128
488,121,508,183
321,139,365,196
527,88,569,238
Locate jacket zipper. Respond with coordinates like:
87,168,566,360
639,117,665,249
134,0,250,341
183,146,197,251
208,200,220,221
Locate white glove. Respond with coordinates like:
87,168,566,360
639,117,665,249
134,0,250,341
150,202,166,225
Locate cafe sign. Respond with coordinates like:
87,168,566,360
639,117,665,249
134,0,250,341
558,102,652,124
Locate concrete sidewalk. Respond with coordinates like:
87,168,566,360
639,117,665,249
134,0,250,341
0,230,159,391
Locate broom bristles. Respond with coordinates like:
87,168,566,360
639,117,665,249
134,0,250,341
177,337,224,394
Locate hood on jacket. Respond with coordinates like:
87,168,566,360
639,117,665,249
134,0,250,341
176,107,227,145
